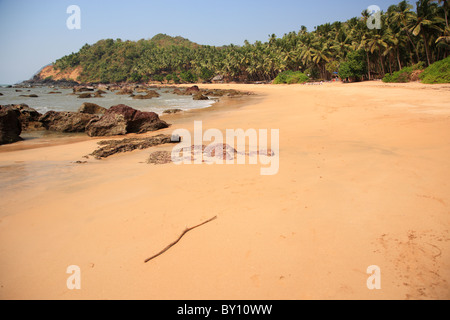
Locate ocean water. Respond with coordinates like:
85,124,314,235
0,86,216,115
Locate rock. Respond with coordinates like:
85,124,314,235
212,75,224,83
48,91,62,94
73,86,95,93
193,93,209,100
90,134,175,159
0,104,43,131
39,111,99,133
78,93,92,99
93,91,104,98
0,108,23,145
204,89,225,97
85,104,169,137
163,109,183,114
19,94,38,98
132,90,160,99
115,88,134,95
184,85,200,95
0,93,3,96
78,103,107,115
172,88,184,95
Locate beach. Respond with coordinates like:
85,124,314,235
0,81,449,300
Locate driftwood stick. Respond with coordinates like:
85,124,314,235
144,216,217,263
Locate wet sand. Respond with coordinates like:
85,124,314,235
0,81,449,300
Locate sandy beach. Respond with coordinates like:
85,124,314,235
0,81,449,300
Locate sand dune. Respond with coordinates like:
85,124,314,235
0,81,449,300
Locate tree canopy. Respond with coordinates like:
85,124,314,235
54,1,449,84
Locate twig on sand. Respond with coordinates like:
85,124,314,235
144,216,218,263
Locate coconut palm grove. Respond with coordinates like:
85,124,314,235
53,0,449,84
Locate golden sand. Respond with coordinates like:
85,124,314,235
0,81,449,299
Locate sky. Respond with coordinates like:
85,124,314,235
0,0,405,84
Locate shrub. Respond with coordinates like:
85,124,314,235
420,57,450,84
273,71,309,84
180,70,198,83
382,62,425,83
338,50,367,81
151,74,164,83
165,73,180,84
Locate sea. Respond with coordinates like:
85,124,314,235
0,85,216,115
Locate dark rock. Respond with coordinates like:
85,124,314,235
48,91,62,94
86,104,169,137
172,88,184,95
73,86,95,93
90,134,175,159
163,109,183,114
19,94,38,98
115,88,134,95
0,108,23,145
193,93,209,100
78,93,92,99
0,104,43,131
184,85,200,95
0,93,3,96
132,90,160,100
39,111,99,133
78,103,107,115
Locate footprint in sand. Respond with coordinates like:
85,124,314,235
375,230,448,299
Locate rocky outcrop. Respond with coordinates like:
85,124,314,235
39,111,99,133
73,87,95,93
90,134,175,159
78,103,107,115
78,93,92,99
184,85,200,95
0,108,23,145
163,109,183,114
0,104,44,131
132,90,160,99
193,93,209,100
18,74,79,88
85,104,169,137
115,88,134,95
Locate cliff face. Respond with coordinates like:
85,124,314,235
37,65,82,82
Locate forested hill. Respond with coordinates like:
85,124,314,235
44,0,448,84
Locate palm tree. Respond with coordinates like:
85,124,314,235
410,0,445,65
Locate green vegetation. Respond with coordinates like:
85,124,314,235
338,50,367,81
273,71,309,84
420,56,450,83
53,1,449,84
382,62,425,82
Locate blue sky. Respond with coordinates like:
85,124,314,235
0,0,404,84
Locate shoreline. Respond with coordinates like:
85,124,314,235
0,81,449,300
0,85,260,153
